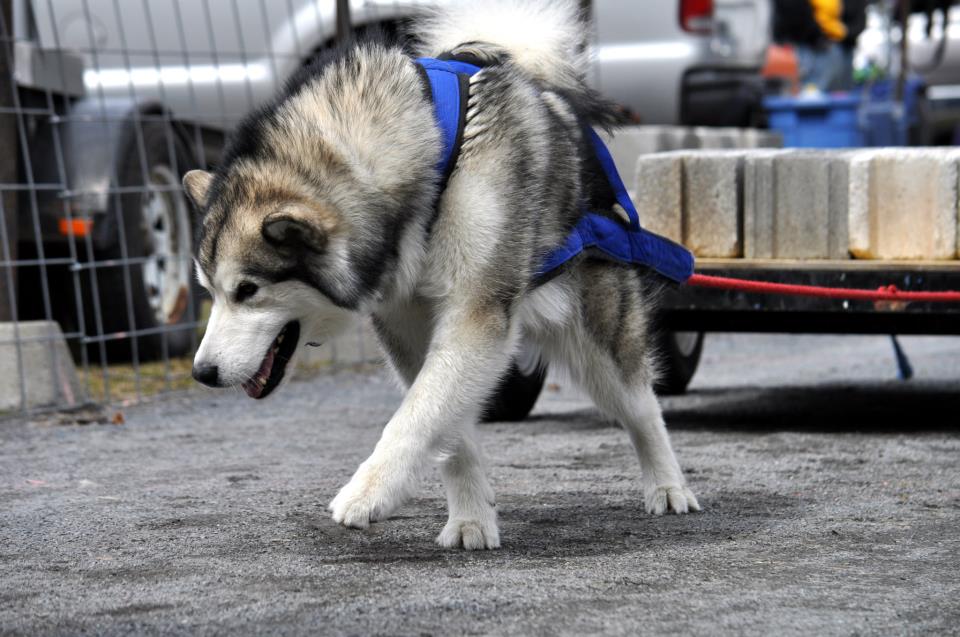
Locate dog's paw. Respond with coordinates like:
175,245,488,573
437,516,500,550
328,465,399,529
645,484,700,515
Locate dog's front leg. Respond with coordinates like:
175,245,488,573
329,301,514,540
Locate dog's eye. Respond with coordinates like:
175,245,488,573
234,282,259,303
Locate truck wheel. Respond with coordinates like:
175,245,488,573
90,120,200,362
481,362,547,422
655,331,704,396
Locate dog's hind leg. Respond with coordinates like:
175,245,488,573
599,378,700,515
550,264,699,515
436,419,499,550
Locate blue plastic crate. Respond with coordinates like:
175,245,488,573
860,100,907,146
764,78,923,149
764,93,865,148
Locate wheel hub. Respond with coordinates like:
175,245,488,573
140,164,192,325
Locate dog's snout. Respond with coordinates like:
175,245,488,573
192,363,220,387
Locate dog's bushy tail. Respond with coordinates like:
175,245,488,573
416,0,588,91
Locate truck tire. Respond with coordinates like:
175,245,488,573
654,331,704,396
90,120,200,362
481,362,547,422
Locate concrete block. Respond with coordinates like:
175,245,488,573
601,126,783,194
605,126,782,189
739,128,784,149
847,148,960,260
654,126,702,152
682,152,744,257
692,127,783,150
633,153,684,244
744,150,850,259
692,127,739,149
635,150,760,258
1,321,80,412
604,127,696,179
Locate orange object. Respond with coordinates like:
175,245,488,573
58,218,92,237
810,0,846,42
762,44,800,93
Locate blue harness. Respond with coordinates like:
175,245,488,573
416,57,694,285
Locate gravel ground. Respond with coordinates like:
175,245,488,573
1,334,959,636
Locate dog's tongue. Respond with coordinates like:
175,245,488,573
242,345,276,398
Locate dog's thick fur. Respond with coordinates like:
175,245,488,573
185,0,698,550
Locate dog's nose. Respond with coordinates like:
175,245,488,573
192,363,220,387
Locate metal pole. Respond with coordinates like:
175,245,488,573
336,0,352,43
896,0,910,101
0,0,17,322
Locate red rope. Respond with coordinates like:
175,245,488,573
687,273,960,303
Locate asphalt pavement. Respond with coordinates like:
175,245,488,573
1,334,959,636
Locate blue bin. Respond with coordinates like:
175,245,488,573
764,93,865,148
860,100,907,146
764,78,923,149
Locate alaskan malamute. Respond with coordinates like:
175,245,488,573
185,0,699,550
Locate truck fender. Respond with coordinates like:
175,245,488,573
28,97,193,251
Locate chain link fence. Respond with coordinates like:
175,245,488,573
0,0,406,416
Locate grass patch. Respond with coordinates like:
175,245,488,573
83,356,195,404
80,300,211,404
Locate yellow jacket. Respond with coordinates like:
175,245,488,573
810,0,847,42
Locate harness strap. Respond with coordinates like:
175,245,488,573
587,128,640,231
536,129,695,284
536,213,694,284
416,57,478,186
415,56,695,286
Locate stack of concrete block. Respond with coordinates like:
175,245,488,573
628,146,960,261
604,125,782,182
603,126,782,258
748,148,959,260
634,149,785,257
0,321,80,412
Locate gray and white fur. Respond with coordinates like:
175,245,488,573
184,0,699,550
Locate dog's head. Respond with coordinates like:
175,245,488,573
182,43,443,398
183,162,356,399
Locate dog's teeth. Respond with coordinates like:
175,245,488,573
258,377,267,386
277,334,284,344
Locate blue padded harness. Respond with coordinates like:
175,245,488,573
415,57,694,285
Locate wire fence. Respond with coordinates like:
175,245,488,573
0,0,400,416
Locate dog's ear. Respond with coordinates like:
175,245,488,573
182,170,214,211
261,208,328,254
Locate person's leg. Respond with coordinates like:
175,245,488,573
796,44,831,92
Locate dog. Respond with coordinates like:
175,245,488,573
183,0,699,550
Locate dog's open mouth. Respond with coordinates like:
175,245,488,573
241,320,300,399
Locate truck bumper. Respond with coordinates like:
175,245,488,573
680,67,765,128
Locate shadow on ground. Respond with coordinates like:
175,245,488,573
530,382,960,434
665,382,960,433
284,488,798,565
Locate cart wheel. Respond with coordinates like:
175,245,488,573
655,331,704,396
481,362,547,422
